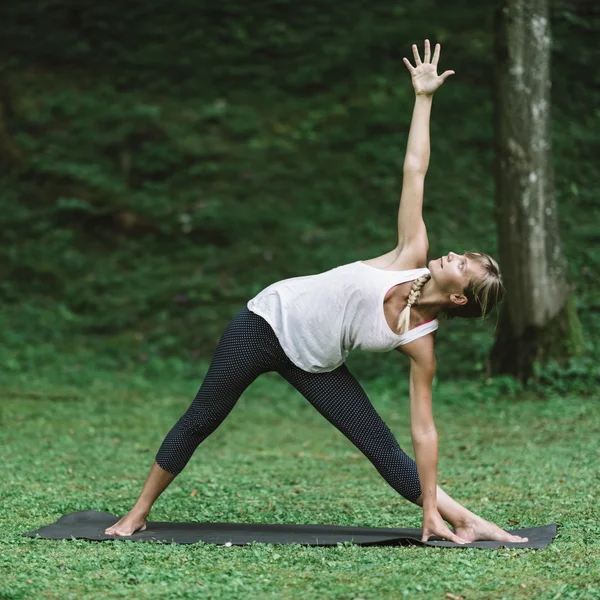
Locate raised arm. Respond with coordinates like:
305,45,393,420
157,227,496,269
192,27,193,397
397,40,454,250
397,96,432,250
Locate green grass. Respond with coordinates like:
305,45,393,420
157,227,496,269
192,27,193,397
1,365,599,599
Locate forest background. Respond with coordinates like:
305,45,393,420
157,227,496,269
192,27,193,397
0,0,598,394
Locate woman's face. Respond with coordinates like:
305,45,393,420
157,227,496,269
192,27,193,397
428,251,481,299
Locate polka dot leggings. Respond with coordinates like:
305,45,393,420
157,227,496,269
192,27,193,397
155,306,423,504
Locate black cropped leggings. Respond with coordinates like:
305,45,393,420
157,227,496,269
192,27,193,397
155,306,423,504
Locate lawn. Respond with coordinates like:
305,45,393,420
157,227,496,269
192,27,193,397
1,361,598,599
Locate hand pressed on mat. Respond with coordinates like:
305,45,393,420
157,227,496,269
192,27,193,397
422,507,467,544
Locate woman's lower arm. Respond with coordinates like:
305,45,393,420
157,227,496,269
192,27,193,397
403,94,433,171
411,430,438,509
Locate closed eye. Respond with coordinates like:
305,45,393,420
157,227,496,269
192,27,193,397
461,256,469,274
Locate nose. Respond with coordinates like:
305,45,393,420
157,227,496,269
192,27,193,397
448,251,457,261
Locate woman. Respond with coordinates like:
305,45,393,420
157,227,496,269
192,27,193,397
106,40,528,544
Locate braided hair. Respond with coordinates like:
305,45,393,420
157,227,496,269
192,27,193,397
396,272,432,334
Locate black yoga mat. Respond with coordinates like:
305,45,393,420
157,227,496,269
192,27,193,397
23,511,557,549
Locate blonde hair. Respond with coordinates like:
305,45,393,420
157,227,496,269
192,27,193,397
397,272,431,334
396,251,505,334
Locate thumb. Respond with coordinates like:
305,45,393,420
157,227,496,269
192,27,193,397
440,70,455,83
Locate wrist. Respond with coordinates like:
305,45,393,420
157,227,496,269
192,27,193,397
423,496,438,510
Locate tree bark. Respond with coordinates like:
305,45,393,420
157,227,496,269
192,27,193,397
490,0,582,383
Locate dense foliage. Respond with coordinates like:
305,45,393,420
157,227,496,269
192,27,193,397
1,0,598,388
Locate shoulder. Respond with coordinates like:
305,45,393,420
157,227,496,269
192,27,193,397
389,222,429,270
362,235,430,271
395,330,436,368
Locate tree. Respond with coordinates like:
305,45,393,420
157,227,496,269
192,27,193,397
490,0,584,383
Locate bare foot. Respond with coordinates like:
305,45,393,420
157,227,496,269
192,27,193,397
105,511,148,536
453,515,529,544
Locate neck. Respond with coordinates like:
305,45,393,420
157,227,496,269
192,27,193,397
413,279,446,322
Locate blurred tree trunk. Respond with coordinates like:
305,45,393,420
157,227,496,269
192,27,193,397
490,0,584,383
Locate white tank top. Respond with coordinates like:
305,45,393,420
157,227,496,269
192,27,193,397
247,259,439,373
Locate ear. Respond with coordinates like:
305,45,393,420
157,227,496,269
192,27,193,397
449,293,468,307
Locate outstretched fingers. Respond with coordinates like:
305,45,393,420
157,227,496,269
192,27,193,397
423,39,431,63
439,69,456,82
402,56,416,73
405,41,455,87
412,43,422,66
431,42,441,67
405,41,446,69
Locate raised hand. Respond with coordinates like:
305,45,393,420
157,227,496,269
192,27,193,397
403,39,455,96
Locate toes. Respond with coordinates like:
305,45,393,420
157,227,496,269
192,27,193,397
105,523,145,536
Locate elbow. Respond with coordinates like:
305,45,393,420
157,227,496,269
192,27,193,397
403,159,428,174
411,426,437,440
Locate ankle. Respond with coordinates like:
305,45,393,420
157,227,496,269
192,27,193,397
452,513,481,528
132,504,151,518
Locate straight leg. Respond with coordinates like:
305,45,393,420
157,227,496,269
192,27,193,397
277,361,479,527
277,361,424,504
